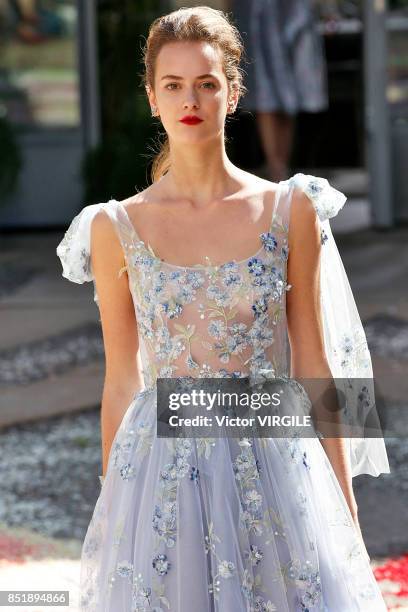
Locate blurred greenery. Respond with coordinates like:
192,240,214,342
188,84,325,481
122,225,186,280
82,0,245,201
82,0,169,203
390,0,408,9
0,117,23,204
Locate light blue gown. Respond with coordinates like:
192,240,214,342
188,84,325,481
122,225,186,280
56,175,387,611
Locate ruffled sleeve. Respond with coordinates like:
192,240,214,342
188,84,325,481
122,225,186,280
56,203,105,305
289,172,347,221
289,173,390,478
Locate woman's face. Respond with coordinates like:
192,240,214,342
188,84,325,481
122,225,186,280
147,40,237,145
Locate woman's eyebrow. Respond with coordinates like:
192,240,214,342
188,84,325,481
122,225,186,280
160,73,218,81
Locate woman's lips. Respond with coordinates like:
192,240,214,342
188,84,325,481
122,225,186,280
180,117,203,125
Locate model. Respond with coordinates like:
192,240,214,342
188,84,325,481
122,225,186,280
56,6,389,611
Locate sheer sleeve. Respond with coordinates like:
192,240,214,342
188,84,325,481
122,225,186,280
56,203,105,305
290,173,390,478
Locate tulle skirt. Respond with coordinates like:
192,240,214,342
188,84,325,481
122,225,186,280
79,385,386,611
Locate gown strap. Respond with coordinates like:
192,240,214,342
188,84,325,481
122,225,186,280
271,179,294,233
112,200,145,245
101,200,138,249
101,199,144,278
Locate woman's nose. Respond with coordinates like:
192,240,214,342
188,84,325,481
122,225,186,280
183,92,199,108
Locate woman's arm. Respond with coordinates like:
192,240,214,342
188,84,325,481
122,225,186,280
90,210,143,477
286,189,359,523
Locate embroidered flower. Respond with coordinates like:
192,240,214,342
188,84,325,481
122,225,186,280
185,270,205,288
162,301,183,319
223,270,243,288
260,232,278,252
248,318,274,348
285,559,322,610
245,489,263,511
152,270,167,294
218,560,235,578
241,568,255,600
177,284,196,303
245,544,264,566
116,560,133,578
152,553,171,576
252,297,268,318
253,597,278,611
132,573,153,609
219,261,244,288
208,319,227,339
119,463,135,480
248,257,265,276
190,466,200,482
152,501,177,547
226,332,247,355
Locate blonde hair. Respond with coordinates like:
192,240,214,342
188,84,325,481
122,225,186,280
141,6,247,183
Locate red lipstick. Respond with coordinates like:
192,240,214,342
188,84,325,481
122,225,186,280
180,115,203,125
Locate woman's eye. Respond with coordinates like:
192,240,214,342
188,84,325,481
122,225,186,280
165,82,215,90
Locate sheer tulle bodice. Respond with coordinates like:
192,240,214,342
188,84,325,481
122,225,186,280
106,182,290,386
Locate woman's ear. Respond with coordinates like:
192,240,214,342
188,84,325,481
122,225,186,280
145,85,155,106
228,82,240,113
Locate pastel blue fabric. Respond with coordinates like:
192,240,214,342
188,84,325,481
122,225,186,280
57,175,388,611
232,0,328,114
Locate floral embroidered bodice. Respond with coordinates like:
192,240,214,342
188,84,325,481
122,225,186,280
101,182,291,388
55,173,356,397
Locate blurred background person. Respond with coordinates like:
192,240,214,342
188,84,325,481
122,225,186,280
2,0,65,43
229,0,329,181
5,0,46,43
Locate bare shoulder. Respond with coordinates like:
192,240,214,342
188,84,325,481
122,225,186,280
238,170,280,200
117,184,156,212
288,186,320,247
90,206,117,241
291,186,317,220
90,207,123,266
222,172,281,217
259,178,281,204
